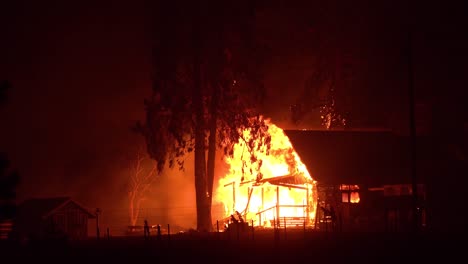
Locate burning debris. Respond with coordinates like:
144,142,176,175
215,119,317,229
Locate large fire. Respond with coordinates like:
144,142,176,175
215,119,317,228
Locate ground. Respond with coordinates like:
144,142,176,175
0,229,463,263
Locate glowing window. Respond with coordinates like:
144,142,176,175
340,184,360,203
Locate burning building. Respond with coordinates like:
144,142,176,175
214,123,428,232
214,120,318,229
284,129,428,232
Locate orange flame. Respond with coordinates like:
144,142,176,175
215,119,317,228
340,184,361,203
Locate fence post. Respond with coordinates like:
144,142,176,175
273,217,278,242
303,219,306,240
157,224,161,240
251,220,254,240
273,217,279,245
95,208,101,240
167,224,170,241
284,216,286,240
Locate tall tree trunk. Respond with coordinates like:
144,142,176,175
193,12,212,232
207,10,224,208
206,82,218,218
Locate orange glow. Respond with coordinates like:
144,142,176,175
214,118,317,228
350,192,360,203
340,184,360,203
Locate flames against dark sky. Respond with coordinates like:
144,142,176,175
0,0,467,226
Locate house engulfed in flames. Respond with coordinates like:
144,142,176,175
215,121,428,232
214,120,318,229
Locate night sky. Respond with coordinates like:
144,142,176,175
1,0,467,218
1,0,152,208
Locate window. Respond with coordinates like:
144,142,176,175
340,184,360,203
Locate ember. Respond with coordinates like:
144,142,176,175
215,119,317,228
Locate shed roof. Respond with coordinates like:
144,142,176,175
17,197,96,221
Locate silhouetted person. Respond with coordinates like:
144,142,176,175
230,214,239,224
320,205,330,218
321,204,335,231
144,219,150,240
157,224,161,240
236,211,244,223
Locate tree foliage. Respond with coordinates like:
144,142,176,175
138,2,269,172
136,2,271,230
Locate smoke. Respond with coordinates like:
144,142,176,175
89,144,231,235
141,149,231,231
144,153,197,230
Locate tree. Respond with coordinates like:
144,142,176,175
0,81,20,222
289,2,352,130
137,2,269,231
127,146,158,227
0,153,19,221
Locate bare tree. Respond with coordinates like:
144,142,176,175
127,147,157,227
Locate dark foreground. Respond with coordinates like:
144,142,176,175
0,230,464,263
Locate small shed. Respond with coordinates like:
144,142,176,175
12,197,96,241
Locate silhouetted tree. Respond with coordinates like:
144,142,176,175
0,154,19,221
0,81,19,221
137,2,269,231
289,2,353,129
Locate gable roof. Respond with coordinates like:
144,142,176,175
17,197,96,220
257,174,312,188
284,130,430,186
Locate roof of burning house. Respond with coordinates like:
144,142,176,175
256,174,312,188
285,130,433,186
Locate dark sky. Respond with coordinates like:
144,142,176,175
1,0,467,211
260,0,468,131
1,0,152,207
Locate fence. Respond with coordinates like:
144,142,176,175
94,204,225,237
